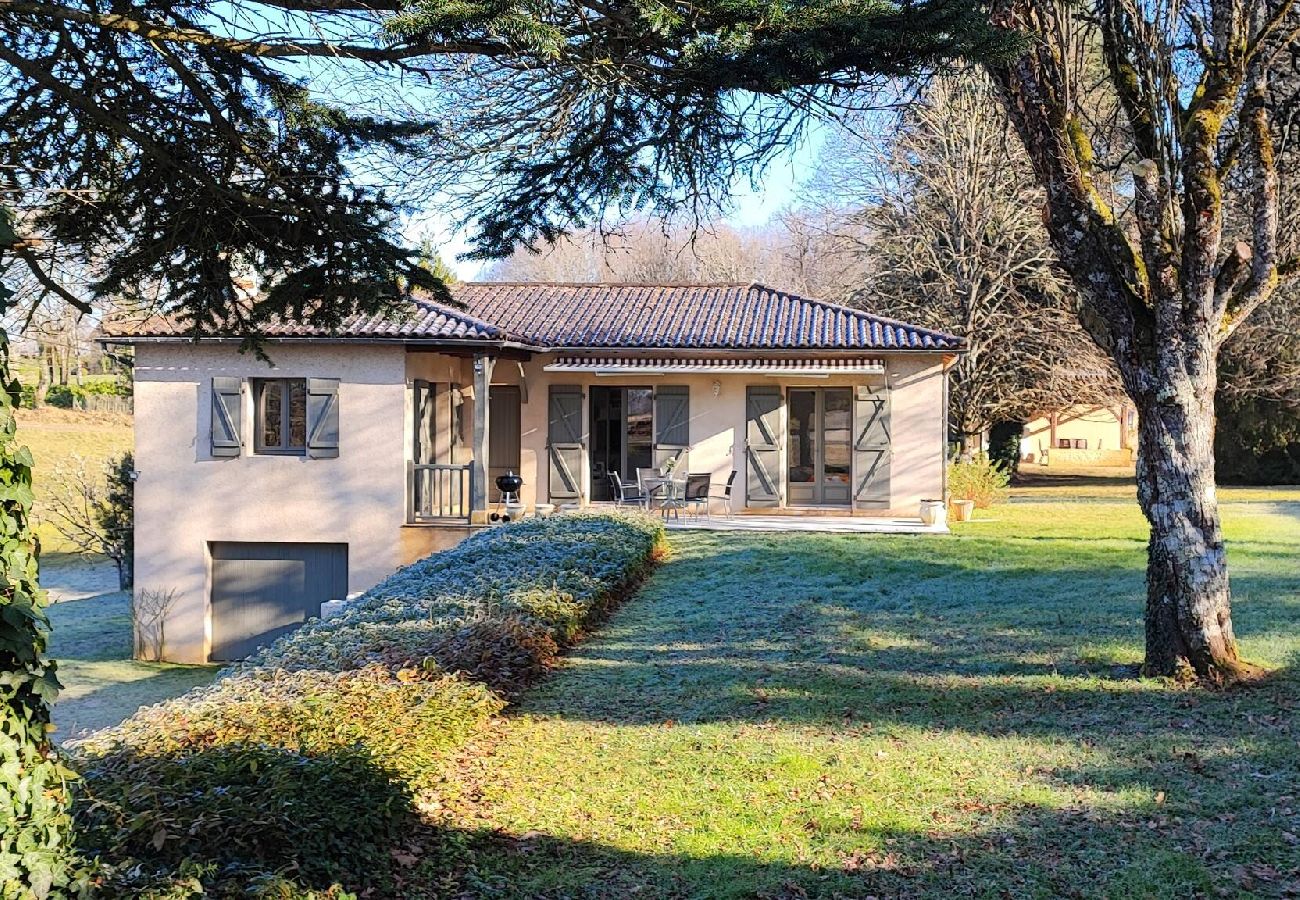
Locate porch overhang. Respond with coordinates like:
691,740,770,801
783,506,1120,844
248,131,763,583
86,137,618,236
542,356,887,376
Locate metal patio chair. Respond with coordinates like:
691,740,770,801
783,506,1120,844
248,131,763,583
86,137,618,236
683,473,712,518
608,471,648,509
711,470,737,517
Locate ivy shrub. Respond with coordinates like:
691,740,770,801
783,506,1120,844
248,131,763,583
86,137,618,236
0,323,83,895
73,511,665,896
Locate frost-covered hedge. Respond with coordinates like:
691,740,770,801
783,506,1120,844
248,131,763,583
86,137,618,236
73,511,664,897
243,510,664,677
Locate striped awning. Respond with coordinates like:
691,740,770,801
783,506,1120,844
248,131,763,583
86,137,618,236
542,356,886,375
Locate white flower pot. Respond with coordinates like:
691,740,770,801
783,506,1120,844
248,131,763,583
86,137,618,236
919,499,947,527
950,499,975,522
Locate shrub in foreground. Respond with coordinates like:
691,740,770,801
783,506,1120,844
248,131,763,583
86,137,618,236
948,453,1011,508
73,666,505,792
78,745,411,893
74,512,665,896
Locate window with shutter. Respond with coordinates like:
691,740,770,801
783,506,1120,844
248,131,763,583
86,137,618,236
253,379,308,455
547,386,583,500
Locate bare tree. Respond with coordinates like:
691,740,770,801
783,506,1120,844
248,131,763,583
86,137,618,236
985,0,1300,682
484,219,829,289
131,588,178,662
45,452,133,590
806,75,1123,448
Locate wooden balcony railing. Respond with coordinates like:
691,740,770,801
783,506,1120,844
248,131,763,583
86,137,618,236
410,463,473,522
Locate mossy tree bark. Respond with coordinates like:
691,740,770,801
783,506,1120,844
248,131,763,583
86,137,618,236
986,0,1288,684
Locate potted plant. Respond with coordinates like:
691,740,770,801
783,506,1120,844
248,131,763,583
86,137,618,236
946,453,1010,523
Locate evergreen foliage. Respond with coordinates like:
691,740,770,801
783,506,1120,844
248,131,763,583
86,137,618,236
0,300,82,897
98,454,135,591
1215,395,1300,485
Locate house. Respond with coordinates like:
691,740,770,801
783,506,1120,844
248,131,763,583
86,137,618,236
103,282,962,664
1020,403,1137,467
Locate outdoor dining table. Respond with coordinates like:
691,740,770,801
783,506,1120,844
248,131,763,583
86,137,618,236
642,475,687,519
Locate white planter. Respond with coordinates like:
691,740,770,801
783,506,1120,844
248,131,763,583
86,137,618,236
503,502,526,521
919,499,947,527
950,499,976,522
534,503,556,518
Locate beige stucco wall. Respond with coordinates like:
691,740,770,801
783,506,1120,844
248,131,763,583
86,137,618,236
513,352,948,516
134,343,948,663
134,342,421,663
1022,405,1135,466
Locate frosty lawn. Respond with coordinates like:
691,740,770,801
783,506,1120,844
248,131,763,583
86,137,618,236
432,492,1300,898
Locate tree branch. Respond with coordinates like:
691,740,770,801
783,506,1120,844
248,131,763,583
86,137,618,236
0,1,501,63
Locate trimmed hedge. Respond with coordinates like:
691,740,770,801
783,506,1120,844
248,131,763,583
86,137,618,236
72,511,664,896
243,511,664,677
75,667,506,792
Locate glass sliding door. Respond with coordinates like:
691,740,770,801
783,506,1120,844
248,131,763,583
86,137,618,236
589,386,654,500
821,389,852,504
787,389,818,505
625,388,654,476
786,387,852,506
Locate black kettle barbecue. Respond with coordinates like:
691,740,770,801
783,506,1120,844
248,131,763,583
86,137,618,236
491,472,524,522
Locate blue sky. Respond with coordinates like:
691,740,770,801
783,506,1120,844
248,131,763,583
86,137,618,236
416,128,827,280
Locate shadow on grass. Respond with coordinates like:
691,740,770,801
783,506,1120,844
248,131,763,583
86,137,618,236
449,794,1297,899
47,588,218,738
499,532,1298,873
521,531,1298,728
77,736,1293,899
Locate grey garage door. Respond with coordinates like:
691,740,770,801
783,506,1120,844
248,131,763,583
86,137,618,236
210,542,348,661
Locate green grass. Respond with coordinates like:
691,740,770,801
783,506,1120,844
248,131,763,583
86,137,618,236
47,590,217,740
1012,463,1300,504
429,494,1300,898
16,407,133,552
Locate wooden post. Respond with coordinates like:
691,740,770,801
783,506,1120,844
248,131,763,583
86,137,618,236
1048,411,1059,452
470,354,495,522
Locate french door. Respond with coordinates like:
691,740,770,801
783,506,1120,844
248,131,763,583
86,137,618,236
787,388,852,505
589,386,654,500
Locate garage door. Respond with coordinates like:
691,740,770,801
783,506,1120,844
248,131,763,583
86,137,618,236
210,542,348,661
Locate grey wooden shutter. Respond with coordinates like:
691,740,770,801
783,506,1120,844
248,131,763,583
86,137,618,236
306,378,341,459
745,386,781,507
210,377,242,458
853,386,891,509
547,386,583,501
653,385,690,471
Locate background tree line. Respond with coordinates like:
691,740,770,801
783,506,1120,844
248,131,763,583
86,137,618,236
486,74,1300,483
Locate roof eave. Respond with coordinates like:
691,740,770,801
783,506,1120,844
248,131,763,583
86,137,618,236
539,343,965,354
99,335,541,353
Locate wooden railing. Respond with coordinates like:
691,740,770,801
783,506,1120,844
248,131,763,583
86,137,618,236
410,463,473,522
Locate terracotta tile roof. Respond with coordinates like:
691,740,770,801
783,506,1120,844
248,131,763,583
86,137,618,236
103,297,510,343
455,282,963,351
104,282,963,352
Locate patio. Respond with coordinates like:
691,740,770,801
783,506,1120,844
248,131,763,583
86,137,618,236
661,513,946,535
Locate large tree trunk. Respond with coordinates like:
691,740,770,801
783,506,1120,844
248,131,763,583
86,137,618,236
1130,354,1254,684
